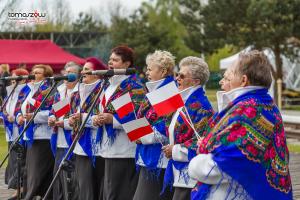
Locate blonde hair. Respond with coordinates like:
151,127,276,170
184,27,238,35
32,64,53,77
146,50,175,76
179,56,210,85
0,64,10,73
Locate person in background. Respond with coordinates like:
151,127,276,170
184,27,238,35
133,50,175,200
17,64,55,200
1,68,31,200
188,50,293,200
48,61,82,200
0,64,11,103
18,63,27,70
162,56,213,200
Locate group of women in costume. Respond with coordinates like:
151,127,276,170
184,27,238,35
1,45,293,200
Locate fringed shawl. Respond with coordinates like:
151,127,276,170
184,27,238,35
25,80,54,145
163,86,213,193
194,89,292,200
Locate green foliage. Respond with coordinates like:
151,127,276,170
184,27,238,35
206,45,238,72
110,0,198,71
72,12,107,32
180,0,300,102
288,144,300,153
0,127,7,166
180,0,300,70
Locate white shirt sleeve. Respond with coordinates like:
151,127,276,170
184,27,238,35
188,153,227,185
172,144,189,162
63,118,72,130
112,116,123,129
33,110,49,124
140,130,168,144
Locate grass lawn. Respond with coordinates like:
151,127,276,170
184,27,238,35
0,126,8,166
205,89,217,103
288,144,300,153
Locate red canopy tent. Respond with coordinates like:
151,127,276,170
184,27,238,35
0,39,85,73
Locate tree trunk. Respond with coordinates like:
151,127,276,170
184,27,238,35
273,44,283,105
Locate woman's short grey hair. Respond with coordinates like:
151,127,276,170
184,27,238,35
146,50,175,75
179,56,210,85
64,61,82,74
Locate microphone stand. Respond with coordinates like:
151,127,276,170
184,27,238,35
0,80,60,169
0,81,19,112
42,77,109,200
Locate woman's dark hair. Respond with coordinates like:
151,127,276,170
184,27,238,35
111,45,134,67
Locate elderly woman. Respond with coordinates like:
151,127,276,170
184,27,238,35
2,68,31,200
133,50,175,200
16,64,54,200
162,57,214,200
92,45,146,200
48,61,81,200
68,57,107,200
188,50,293,200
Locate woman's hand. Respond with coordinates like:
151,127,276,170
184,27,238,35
17,115,25,125
162,144,174,159
135,139,142,144
55,120,64,128
68,116,75,127
97,113,113,124
48,117,56,127
7,115,14,123
92,115,103,126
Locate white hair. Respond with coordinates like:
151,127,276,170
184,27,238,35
179,56,210,85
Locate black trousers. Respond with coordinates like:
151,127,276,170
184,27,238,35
103,158,138,200
5,141,23,189
24,140,54,200
53,147,78,200
75,155,105,200
133,167,173,200
172,187,191,200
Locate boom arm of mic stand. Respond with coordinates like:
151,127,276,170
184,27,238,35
0,80,60,168
42,78,109,200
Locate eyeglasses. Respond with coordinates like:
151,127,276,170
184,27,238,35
176,73,194,80
31,71,43,75
176,73,185,79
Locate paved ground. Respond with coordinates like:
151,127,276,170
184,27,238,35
0,168,15,199
0,153,300,199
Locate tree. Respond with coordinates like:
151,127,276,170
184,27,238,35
72,12,107,32
180,0,300,102
206,45,238,72
110,0,198,71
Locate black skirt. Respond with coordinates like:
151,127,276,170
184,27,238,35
133,167,173,200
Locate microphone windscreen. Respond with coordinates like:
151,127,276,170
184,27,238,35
67,73,78,82
28,75,35,80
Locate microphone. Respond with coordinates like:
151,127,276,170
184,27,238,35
0,75,35,81
46,73,78,82
84,68,136,76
